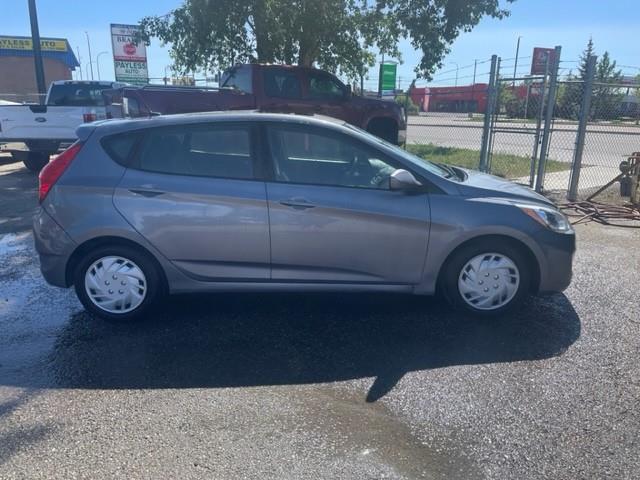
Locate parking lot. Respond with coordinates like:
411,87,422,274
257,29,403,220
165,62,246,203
1,158,639,479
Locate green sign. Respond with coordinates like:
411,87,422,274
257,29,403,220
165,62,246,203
379,63,397,93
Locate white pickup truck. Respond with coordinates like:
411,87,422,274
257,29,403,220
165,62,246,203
0,80,124,171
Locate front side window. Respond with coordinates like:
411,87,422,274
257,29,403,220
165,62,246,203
267,126,398,189
135,124,254,179
308,72,345,100
263,69,302,99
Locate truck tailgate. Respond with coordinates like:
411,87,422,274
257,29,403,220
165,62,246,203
0,105,105,142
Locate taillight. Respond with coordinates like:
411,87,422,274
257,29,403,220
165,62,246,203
83,113,97,122
38,142,83,203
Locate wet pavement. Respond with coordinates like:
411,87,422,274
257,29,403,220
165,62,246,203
1,162,639,479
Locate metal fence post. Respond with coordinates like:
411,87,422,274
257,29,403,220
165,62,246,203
567,54,597,201
479,55,499,172
534,46,562,192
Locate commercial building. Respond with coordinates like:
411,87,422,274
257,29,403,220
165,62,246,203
0,35,79,102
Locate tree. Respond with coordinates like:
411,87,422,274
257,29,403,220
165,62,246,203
557,38,595,119
138,0,515,80
591,51,623,120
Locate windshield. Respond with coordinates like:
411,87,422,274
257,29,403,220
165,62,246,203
342,123,455,179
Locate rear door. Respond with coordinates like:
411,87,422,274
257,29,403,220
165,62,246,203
264,123,431,284
112,121,271,281
259,67,313,115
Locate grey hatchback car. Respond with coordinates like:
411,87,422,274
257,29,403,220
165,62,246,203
33,112,575,321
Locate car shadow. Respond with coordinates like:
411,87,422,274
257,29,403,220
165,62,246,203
44,292,581,401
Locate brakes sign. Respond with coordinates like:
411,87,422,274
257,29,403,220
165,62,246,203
110,23,148,85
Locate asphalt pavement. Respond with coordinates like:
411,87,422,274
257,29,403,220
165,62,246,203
1,161,639,479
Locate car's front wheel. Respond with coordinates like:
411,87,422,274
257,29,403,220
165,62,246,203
441,240,531,316
73,245,163,322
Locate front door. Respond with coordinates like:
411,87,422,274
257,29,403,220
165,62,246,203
113,122,270,281
264,124,430,284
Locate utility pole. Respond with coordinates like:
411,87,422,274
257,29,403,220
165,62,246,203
85,31,94,80
449,62,459,87
28,0,46,100
513,36,522,86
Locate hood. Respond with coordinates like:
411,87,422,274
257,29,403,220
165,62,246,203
456,168,555,206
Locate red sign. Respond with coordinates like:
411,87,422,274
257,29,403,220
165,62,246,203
123,43,137,56
531,48,556,75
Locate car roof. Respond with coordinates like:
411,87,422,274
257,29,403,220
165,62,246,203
86,111,350,136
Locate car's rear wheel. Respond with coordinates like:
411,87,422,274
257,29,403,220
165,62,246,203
22,152,50,172
441,240,531,316
73,245,163,322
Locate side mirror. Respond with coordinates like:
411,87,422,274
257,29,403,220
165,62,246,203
389,169,422,191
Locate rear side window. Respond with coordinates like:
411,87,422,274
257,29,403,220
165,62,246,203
134,124,254,179
101,132,140,166
48,84,112,106
263,69,301,99
220,67,253,94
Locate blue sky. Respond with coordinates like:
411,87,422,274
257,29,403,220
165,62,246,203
3,0,638,88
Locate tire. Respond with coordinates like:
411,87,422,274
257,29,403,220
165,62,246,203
73,245,164,322
440,239,531,316
23,152,50,172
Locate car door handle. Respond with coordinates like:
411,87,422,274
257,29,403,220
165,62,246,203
279,198,315,210
129,188,165,198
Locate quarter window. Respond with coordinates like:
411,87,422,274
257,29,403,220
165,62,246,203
267,126,398,189
135,124,254,179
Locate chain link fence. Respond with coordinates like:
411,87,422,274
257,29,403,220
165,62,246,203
405,52,640,203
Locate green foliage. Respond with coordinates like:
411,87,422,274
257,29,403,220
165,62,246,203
406,143,568,179
138,0,515,80
557,38,624,120
394,93,419,114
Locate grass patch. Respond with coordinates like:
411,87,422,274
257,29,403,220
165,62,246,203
405,143,569,179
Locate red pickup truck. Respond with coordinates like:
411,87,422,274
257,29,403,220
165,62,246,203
108,64,406,144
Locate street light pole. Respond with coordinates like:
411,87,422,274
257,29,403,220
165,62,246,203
76,46,82,80
96,51,108,80
85,31,94,80
513,36,522,86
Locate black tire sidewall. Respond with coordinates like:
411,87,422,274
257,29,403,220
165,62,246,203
442,240,531,316
73,245,162,322
23,152,49,172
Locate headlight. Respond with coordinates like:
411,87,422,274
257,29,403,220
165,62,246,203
517,204,574,234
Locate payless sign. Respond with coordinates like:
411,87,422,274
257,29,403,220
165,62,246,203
0,36,67,52
110,23,148,85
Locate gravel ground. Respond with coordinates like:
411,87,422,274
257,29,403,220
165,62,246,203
0,161,639,479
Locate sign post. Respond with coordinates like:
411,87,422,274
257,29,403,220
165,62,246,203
110,24,148,85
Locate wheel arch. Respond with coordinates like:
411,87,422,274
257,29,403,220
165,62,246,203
435,234,541,294
65,235,169,292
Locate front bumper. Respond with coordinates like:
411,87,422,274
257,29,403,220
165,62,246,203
33,207,76,288
535,230,576,293
397,128,407,146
